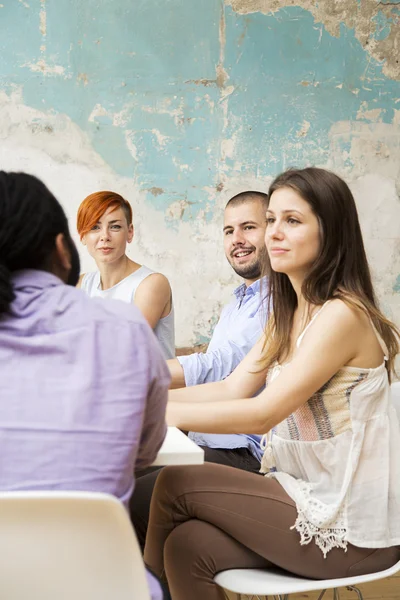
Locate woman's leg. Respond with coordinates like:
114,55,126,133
145,463,400,599
164,520,274,600
130,446,261,551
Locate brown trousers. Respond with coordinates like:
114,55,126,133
131,445,261,552
144,463,400,600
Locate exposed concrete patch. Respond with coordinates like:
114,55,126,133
356,102,383,121
172,156,191,173
296,120,311,137
328,119,400,183
151,128,170,149
166,199,191,220
21,0,67,77
216,5,240,191
141,98,186,128
221,137,236,160
147,187,164,197
217,5,229,90
225,0,400,80
393,108,400,126
327,119,400,329
22,59,65,76
185,79,217,87
348,173,400,326
39,0,46,36
124,130,139,162
77,73,89,86
88,104,109,122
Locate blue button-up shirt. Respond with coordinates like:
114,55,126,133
177,278,268,461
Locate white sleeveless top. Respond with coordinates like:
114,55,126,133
81,267,175,360
261,303,400,557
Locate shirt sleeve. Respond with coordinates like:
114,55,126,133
177,325,262,387
135,325,171,471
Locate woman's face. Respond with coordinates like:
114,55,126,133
265,187,321,279
82,206,133,265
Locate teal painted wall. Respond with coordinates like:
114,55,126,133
1,0,399,344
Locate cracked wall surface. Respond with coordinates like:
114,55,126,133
0,0,399,346
226,0,400,80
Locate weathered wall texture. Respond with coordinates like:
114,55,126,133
0,0,399,346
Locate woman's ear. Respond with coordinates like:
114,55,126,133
127,223,134,244
55,233,72,271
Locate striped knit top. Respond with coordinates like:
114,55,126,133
261,304,400,557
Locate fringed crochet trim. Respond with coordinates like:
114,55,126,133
291,510,348,558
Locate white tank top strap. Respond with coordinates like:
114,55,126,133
129,265,157,297
80,271,100,293
295,300,389,362
296,300,331,348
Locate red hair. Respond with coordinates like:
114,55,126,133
77,191,133,239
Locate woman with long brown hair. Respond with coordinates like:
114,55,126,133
144,167,400,600
77,190,175,359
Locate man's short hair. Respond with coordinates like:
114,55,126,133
225,191,269,211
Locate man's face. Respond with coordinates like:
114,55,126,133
223,198,267,283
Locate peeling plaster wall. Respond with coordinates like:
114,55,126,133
0,0,399,346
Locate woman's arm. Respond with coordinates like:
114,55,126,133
167,300,365,434
134,273,171,329
167,359,186,389
169,334,268,402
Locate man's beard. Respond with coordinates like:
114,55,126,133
231,260,261,280
65,234,81,287
229,246,266,280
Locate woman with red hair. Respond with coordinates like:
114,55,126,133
77,190,175,359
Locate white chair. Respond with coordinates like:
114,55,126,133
0,491,151,600
215,560,400,600
215,382,400,600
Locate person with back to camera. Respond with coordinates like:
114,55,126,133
77,190,175,359
143,167,400,600
0,172,171,600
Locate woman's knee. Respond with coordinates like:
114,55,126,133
164,520,220,582
152,465,190,503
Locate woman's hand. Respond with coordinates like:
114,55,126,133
166,402,181,427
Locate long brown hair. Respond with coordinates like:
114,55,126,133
260,167,399,380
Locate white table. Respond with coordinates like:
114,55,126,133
152,427,204,466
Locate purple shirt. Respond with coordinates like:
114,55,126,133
0,269,170,600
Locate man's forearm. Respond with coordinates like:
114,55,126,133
167,358,186,389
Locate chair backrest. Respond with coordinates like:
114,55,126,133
391,381,400,420
0,491,151,600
